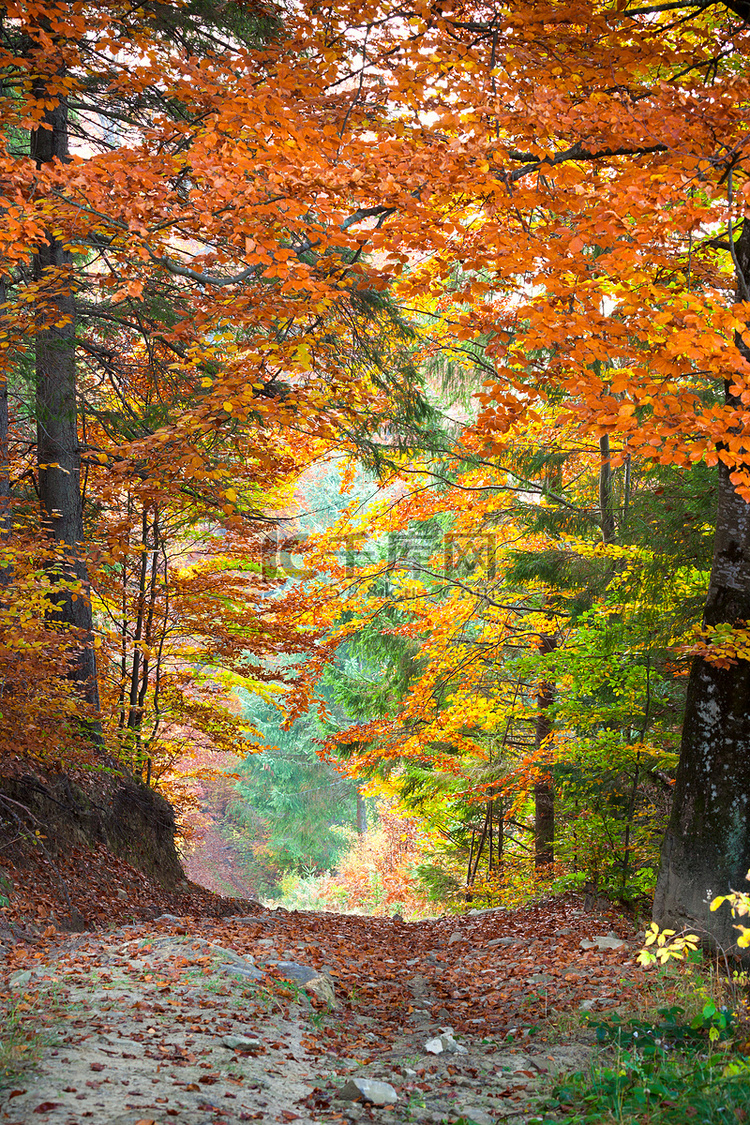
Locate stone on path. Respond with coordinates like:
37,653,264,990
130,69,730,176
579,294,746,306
272,960,320,984
305,973,337,1008
222,1034,263,1050
580,933,627,952
338,1078,399,1105
425,1030,467,1055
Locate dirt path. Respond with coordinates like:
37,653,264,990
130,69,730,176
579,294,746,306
181,820,256,901
0,898,645,1125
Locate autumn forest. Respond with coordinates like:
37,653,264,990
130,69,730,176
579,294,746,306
3,0,750,969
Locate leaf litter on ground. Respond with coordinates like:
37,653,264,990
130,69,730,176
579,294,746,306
0,846,663,1125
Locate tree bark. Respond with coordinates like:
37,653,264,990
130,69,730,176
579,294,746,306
31,66,100,712
599,434,617,545
654,218,750,954
534,631,557,869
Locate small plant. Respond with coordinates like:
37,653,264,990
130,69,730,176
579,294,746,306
0,990,60,1089
710,869,750,948
636,922,700,967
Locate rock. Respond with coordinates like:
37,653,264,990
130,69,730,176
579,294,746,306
338,1078,399,1105
210,944,255,965
581,935,627,952
425,1031,467,1055
486,936,518,947
221,962,265,982
271,960,320,985
447,931,464,945
526,973,553,985
222,1034,263,1050
305,974,337,1008
554,927,574,936
457,1107,493,1125
155,913,182,922
467,906,507,917
580,996,617,1012
9,969,32,988
116,888,128,900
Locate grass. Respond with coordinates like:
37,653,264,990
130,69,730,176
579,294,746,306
531,964,750,1125
0,988,62,1090
541,1045,750,1124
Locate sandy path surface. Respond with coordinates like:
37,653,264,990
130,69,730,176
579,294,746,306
0,899,644,1125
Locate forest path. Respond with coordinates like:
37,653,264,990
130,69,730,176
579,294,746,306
181,819,256,902
0,898,645,1125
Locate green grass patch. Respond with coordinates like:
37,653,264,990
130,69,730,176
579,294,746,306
537,1006,750,1125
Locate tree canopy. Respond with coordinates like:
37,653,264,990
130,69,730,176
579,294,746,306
3,0,750,952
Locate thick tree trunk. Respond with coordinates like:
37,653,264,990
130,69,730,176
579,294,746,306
654,218,750,954
653,460,750,951
534,631,557,869
31,74,100,712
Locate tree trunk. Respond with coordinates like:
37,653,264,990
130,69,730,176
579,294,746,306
31,69,100,712
534,631,557,869
0,277,11,566
654,217,750,954
599,434,617,545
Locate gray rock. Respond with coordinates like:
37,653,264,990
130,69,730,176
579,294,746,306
457,1107,493,1125
555,927,574,936
486,936,518,947
447,931,464,945
580,996,617,1012
339,1078,399,1105
222,1034,263,1050
155,913,182,922
9,969,32,988
210,944,255,965
221,962,265,981
467,906,507,917
425,1032,467,1056
581,935,627,952
526,973,553,985
271,960,320,984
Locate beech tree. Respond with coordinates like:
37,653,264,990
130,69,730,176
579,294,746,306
272,0,750,947
5,0,750,947
0,0,424,764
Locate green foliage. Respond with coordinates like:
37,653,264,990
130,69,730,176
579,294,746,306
222,691,360,894
547,1053,750,1125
